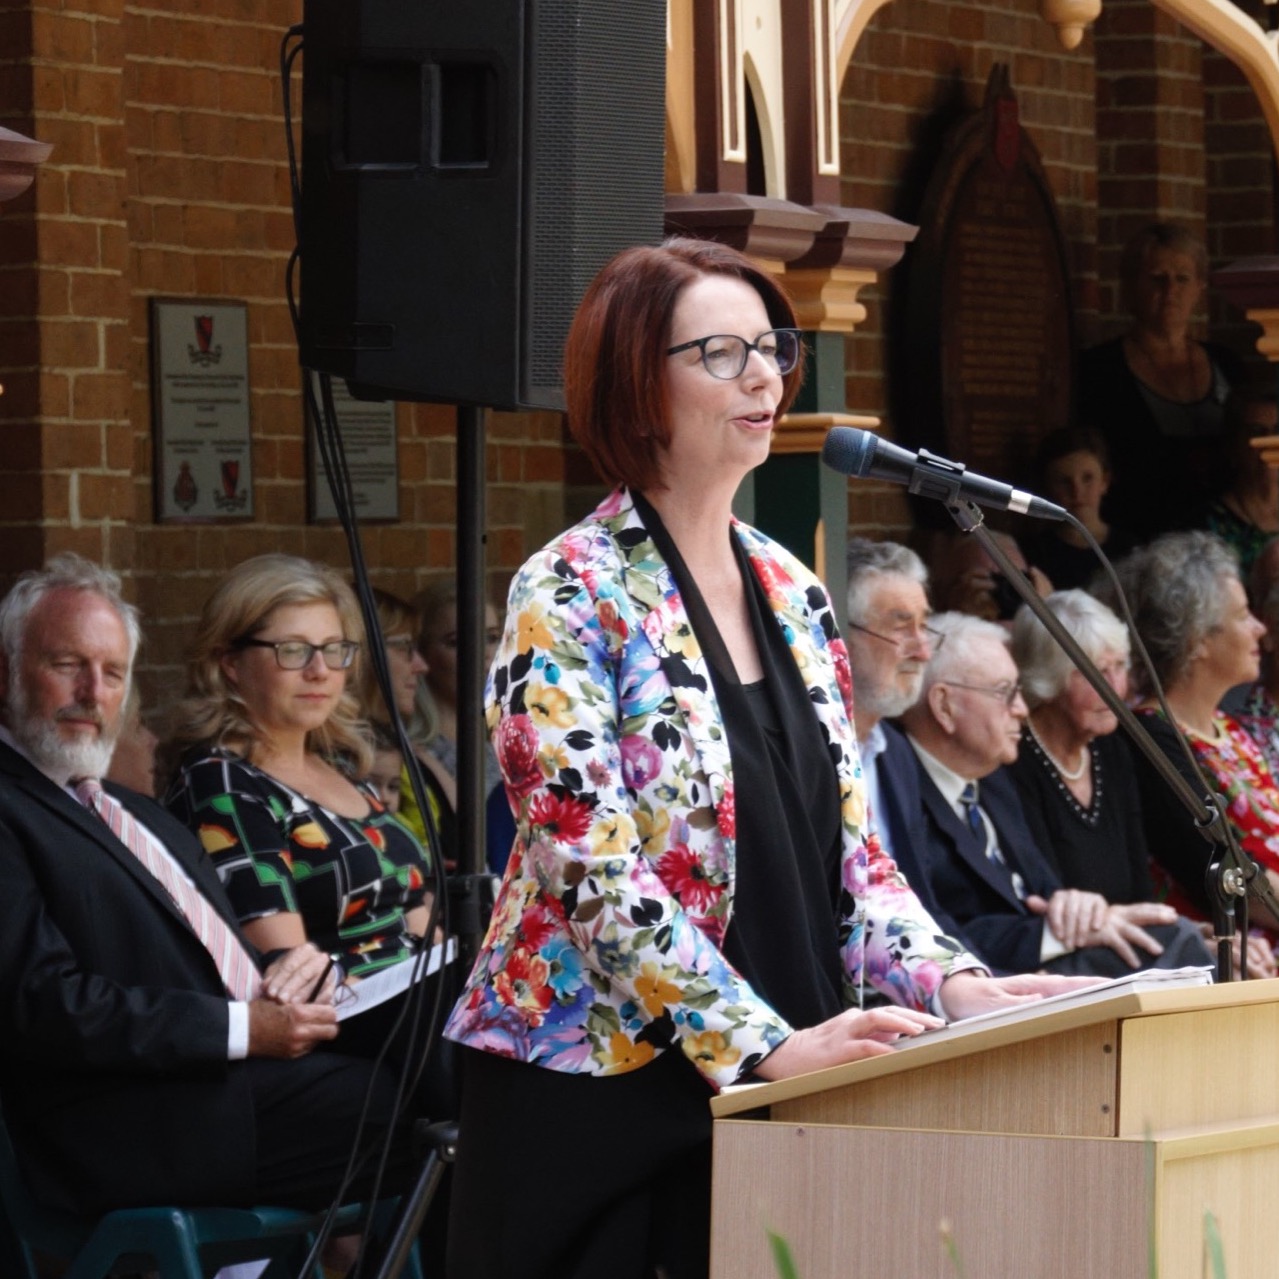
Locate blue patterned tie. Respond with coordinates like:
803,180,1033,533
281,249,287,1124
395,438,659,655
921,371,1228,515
959,779,1024,898
959,781,984,838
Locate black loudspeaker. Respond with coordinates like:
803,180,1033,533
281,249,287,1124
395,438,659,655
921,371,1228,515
298,0,666,411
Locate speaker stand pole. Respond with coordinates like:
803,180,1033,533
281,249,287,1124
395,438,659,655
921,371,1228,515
365,411,485,1279
452,404,490,959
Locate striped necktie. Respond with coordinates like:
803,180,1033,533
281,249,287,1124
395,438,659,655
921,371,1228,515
75,777,262,1001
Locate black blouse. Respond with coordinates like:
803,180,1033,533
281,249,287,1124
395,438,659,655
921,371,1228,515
634,493,845,1031
1009,730,1154,904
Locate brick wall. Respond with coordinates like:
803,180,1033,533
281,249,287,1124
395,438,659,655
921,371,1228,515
1093,0,1207,332
2,0,562,716
1,2,134,576
835,0,1276,544
837,0,1101,540
6,0,1279,706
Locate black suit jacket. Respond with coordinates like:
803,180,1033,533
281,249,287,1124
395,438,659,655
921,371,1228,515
873,722,970,943
0,740,258,1214
910,748,1062,974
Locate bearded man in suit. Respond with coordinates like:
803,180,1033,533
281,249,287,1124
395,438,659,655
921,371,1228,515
0,554,411,1216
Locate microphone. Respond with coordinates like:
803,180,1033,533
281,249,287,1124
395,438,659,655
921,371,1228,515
821,427,1067,522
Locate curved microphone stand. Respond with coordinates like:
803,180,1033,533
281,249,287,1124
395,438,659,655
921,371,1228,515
945,498,1278,983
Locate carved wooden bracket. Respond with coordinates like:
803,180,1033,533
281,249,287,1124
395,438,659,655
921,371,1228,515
1213,257,1279,362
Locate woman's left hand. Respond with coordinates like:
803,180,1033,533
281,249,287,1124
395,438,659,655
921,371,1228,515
937,970,1103,1022
262,942,337,1005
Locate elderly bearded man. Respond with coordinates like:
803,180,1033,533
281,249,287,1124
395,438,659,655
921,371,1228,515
0,555,413,1217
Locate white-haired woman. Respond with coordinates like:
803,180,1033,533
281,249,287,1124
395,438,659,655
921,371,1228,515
1009,590,1276,975
1009,590,1149,904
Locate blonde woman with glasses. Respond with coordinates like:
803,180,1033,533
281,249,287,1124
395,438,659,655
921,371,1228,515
162,557,463,1118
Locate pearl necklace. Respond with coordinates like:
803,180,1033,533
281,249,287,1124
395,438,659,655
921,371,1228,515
1027,722,1089,781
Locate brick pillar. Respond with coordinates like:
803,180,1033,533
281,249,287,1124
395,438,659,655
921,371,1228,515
0,0,133,586
1092,0,1207,333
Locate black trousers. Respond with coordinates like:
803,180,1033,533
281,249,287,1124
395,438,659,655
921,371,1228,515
329,963,461,1122
248,1053,417,1210
446,1048,715,1279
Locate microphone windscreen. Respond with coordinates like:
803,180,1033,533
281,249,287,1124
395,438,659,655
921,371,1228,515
821,427,877,478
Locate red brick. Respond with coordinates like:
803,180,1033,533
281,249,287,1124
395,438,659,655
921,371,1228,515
218,70,273,116
67,269,125,322
40,420,102,470
43,526,112,566
29,64,66,112
38,367,71,416
180,111,237,157
98,123,127,171
30,10,95,63
102,320,128,368
39,220,102,270
70,371,129,422
41,318,102,368
191,255,226,294
36,116,98,168
63,65,122,118
106,421,134,470
95,16,125,68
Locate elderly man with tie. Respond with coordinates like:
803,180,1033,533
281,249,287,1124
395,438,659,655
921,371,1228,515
896,610,1209,976
0,554,411,1217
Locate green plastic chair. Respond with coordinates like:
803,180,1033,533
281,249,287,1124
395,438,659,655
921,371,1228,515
0,1106,421,1279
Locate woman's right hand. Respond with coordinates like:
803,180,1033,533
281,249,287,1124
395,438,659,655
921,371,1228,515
751,1006,943,1081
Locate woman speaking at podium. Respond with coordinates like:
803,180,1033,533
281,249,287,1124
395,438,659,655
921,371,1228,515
443,238,1084,1279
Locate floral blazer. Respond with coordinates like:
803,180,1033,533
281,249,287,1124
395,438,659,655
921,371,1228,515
444,488,980,1090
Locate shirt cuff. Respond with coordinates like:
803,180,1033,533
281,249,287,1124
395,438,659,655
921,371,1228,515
928,959,993,1018
1040,923,1069,963
227,1000,250,1060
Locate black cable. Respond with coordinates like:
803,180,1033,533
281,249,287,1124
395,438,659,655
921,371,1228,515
279,22,454,1276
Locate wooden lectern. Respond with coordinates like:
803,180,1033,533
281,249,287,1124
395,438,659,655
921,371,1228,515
709,978,1279,1278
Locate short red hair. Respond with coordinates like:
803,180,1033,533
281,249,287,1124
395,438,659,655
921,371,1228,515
563,237,805,492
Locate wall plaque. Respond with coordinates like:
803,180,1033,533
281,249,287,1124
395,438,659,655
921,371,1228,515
306,375,400,523
150,298,254,522
896,66,1074,524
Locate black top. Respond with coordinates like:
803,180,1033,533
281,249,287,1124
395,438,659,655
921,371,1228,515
635,493,845,1030
1009,730,1154,904
1026,524,1138,593
1076,337,1241,541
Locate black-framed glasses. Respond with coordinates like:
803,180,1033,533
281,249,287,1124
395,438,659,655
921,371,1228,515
666,328,801,380
848,620,945,652
384,635,419,659
235,638,360,670
939,679,1023,708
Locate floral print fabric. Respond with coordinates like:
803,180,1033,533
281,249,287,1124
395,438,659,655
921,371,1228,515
1138,705,1279,918
1237,682,1279,784
165,749,429,977
444,488,979,1090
